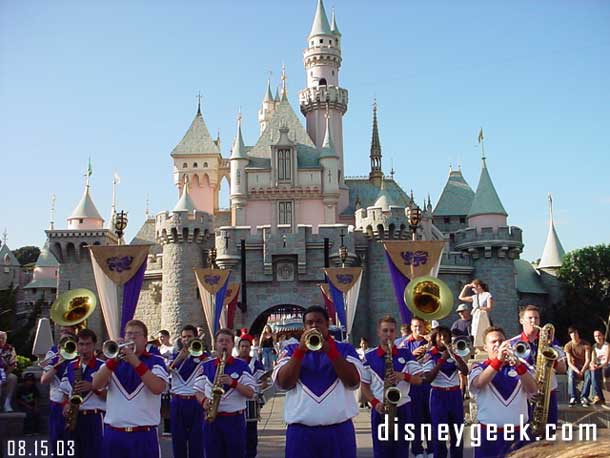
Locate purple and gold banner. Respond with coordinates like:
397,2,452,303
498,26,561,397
89,245,150,286
383,241,445,323
194,268,232,336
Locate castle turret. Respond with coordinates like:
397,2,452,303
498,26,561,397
171,100,223,214
67,184,104,230
319,112,339,223
23,241,58,307
156,185,213,339
230,113,249,226
258,79,277,135
467,156,508,231
538,194,565,275
299,0,348,185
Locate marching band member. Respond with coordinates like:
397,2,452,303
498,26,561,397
399,317,432,458
361,315,424,458
40,325,78,455
508,305,566,424
469,326,537,458
59,329,106,458
91,320,168,458
423,326,469,458
273,305,364,458
236,333,268,458
194,328,256,458
168,324,208,458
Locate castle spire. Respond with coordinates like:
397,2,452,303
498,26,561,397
49,193,56,230
467,152,507,219
321,105,335,151
369,100,383,186
196,92,202,115
280,64,288,101
231,110,247,159
309,0,332,38
538,194,566,270
330,7,341,36
173,176,195,213
263,78,273,103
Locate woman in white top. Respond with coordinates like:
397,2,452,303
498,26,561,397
458,279,494,349
584,329,608,404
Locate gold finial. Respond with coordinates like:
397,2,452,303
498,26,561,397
50,193,56,230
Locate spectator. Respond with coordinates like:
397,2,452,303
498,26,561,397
394,323,410,347
564,326,592,406
583,329,608,405
251,336,261,361
0,330,17,412
458,279,494,349
157,330,173,359
16,373,41,435
260,325,275,370
451,304,472,338
356,337,369,360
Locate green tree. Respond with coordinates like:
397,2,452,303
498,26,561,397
557,244,610,340
0,283,17,332
12,245,40,265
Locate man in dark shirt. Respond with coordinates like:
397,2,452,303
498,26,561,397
16,373,41,435
451,304,472,338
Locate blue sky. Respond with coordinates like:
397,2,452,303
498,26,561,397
1,0,608,261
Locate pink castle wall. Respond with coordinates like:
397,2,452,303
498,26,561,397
297,199,325,229
185,174,215,215
67,218,103,230
245,201,272,228
468,214,507,231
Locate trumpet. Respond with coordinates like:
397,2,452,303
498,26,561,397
38,336,78,367
451,337,473,359
504,340,531,365
305,329,324,352
102,340,135,359
169,338,205,371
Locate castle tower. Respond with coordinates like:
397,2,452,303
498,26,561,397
171,99,224,215
467,155,508,231
230,112,249,226
369,102,383,187
299,0,348,184
455,155,523,336
319,111,339,223
23,241,58,308
538,194,565,276
47,181,117,338
258,79,277,135
156,183,213,339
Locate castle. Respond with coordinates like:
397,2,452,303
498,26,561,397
8,0,566,344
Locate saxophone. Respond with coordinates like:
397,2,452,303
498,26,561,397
383,342,402,421
206,350,227,423
531,323,559,438
65,360,84,432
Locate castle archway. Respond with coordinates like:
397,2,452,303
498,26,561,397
248,304,306,337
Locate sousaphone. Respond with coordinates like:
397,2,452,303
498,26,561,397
50,288,97,328
403,275,453,321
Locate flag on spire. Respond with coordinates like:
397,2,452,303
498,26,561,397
87,158,93,177
477,128,484,144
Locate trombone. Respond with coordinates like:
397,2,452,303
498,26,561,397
102,340,135,359
37,336,78,367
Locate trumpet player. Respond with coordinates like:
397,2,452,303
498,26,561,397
273,305,364,458
91,320,169,458
168,325,208,458
469,326,537,458
40,325,78,455
361,315,424,458
194,328,255,458
58,329,106,458
509,305,566,423
422,326,469,458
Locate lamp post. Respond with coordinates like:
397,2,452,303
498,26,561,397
208,247,217,269
113,210,128,245
407,204,422,241
339,230,348,268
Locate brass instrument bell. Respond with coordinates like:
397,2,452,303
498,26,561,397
404,276,453,321
102,340,135,359
188,338,204,357
305,329,324,352
452,337,473,358
50,288,97,327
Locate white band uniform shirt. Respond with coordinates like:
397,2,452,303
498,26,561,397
59,357,106,411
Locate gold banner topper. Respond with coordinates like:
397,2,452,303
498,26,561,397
383,240,445,279
89,245,150,286
223,282,240,306
193,268,231,295
324,267,363,294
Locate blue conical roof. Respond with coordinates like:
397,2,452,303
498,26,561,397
309,0,332,37
467,159,507,218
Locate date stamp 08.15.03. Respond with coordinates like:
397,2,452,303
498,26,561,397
2,440,75,457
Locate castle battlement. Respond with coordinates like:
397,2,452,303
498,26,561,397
155,210,213,245
299,86,348,114
454,225,523,259
354,206,413,239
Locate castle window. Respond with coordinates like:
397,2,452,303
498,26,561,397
332,70,335,76
319,78,327,86
79,219,84,224
459,217,466,224
444,217,450,224
278,201,293,225
237,170,241,185
204,162,208,168
278,149,292,181
183,163,188,168
193,162,198,168
320,39,323,44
